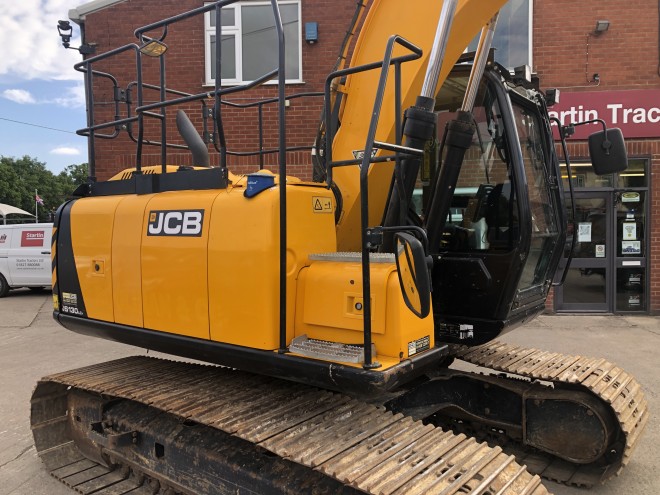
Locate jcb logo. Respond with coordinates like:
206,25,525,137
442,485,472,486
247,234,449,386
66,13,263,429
147,210,204,237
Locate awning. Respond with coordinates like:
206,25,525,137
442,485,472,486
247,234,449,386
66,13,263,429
0,203,34,224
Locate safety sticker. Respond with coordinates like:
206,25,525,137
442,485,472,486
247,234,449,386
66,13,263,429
312,196,333,213
408,335,430,357
62,292,78,306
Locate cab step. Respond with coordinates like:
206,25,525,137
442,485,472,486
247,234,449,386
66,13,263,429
289,335,375,364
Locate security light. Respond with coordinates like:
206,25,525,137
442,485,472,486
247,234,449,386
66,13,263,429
56,19,96,54
58,20,72,48
594,20,610,34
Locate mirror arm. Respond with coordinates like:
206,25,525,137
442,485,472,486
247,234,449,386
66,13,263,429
551,116,578,287
569,118,607,133
562,118,612,155
372,225,430,254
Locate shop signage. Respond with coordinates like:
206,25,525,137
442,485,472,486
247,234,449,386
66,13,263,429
548,89,660,140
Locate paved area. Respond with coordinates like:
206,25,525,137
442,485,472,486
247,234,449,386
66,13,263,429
0,289,657,494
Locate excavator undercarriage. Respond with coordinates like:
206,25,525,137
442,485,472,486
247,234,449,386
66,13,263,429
32,356,549,495
31,340,647,494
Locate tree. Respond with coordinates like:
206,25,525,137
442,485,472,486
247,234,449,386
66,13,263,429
0,156,88,223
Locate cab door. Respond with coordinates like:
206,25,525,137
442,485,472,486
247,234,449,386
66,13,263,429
428,71,564,344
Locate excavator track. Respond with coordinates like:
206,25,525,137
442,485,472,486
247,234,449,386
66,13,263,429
31,356,549,495
448,341,649,487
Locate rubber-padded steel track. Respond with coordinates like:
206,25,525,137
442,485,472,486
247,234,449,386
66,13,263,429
31,356,549,495
450,341,649,487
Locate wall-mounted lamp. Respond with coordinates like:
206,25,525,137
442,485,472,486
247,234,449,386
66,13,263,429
57,20,96,54
305,22,318,44
57,20,72,48
594,20,610,34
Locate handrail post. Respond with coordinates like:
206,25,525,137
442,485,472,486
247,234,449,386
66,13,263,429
269,0,288,354
258,103,264,169
84,60,96,182
135,50,144,173
214,2,228,170
160,54,167,173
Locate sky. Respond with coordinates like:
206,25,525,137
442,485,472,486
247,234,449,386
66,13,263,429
0,0,88,174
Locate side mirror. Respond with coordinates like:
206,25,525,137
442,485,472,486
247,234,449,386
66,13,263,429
588,128,627,175
394,233,431,318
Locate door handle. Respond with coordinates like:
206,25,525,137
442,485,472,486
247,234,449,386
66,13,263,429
41,251,51,255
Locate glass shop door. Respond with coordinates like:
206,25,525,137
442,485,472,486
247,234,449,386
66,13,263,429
555,192,613,312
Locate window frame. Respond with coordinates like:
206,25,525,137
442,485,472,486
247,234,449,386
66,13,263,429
204,0,303,86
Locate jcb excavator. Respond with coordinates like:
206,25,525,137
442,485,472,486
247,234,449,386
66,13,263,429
32,0,648,494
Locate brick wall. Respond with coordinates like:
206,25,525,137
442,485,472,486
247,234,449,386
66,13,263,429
80,0,362,181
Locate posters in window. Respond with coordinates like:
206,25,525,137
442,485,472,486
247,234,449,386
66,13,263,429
622,223,637,241
621,241,641,255
578,223,592,243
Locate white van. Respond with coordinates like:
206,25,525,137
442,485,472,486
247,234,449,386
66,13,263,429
0,223,53,297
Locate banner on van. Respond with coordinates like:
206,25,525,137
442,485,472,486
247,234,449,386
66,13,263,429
21,230,45,247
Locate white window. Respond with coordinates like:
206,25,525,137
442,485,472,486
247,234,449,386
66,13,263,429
469,0,532,69
204,1,302,85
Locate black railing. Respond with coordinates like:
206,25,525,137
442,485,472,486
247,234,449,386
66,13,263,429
323,35,423,368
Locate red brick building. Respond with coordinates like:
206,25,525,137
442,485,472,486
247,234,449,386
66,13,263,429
69,0,360,179
69,0,659,314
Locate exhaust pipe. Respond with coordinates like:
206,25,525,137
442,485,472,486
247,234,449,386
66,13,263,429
176,110,210,167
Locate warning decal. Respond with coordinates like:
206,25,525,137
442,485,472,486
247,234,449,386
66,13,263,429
312,196,333,213
408,335,431,357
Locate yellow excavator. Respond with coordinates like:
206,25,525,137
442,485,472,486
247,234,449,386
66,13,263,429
32,0,648,493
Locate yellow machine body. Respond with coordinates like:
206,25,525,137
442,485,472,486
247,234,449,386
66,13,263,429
64,175,434,367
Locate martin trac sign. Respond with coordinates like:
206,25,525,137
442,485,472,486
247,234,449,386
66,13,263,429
548,89,660,140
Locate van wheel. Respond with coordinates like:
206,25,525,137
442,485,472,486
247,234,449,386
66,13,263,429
0,274,9,298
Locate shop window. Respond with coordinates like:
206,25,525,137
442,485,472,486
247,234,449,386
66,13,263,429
560,162,614,189
617,268,645,311
205,1,302,85
619,159,647,188
560,157,647,189
617,190,645,257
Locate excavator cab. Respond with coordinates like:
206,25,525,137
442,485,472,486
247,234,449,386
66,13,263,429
423,65,565,345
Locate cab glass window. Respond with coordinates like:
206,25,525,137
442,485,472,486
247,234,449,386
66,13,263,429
513,102,560,290
430,77,519,254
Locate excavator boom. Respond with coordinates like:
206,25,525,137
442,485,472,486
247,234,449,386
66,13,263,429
331,0,509,251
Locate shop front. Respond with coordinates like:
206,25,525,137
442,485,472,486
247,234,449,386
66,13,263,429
554,159,649,312
552,90,660,313
549,89,656,313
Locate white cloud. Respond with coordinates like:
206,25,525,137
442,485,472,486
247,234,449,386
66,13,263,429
2,89,36,104
51,146,81,155
0,1,84,82
3,82,85,108
49,82,86,108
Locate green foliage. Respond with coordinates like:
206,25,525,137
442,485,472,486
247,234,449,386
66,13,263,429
0,156,88,223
